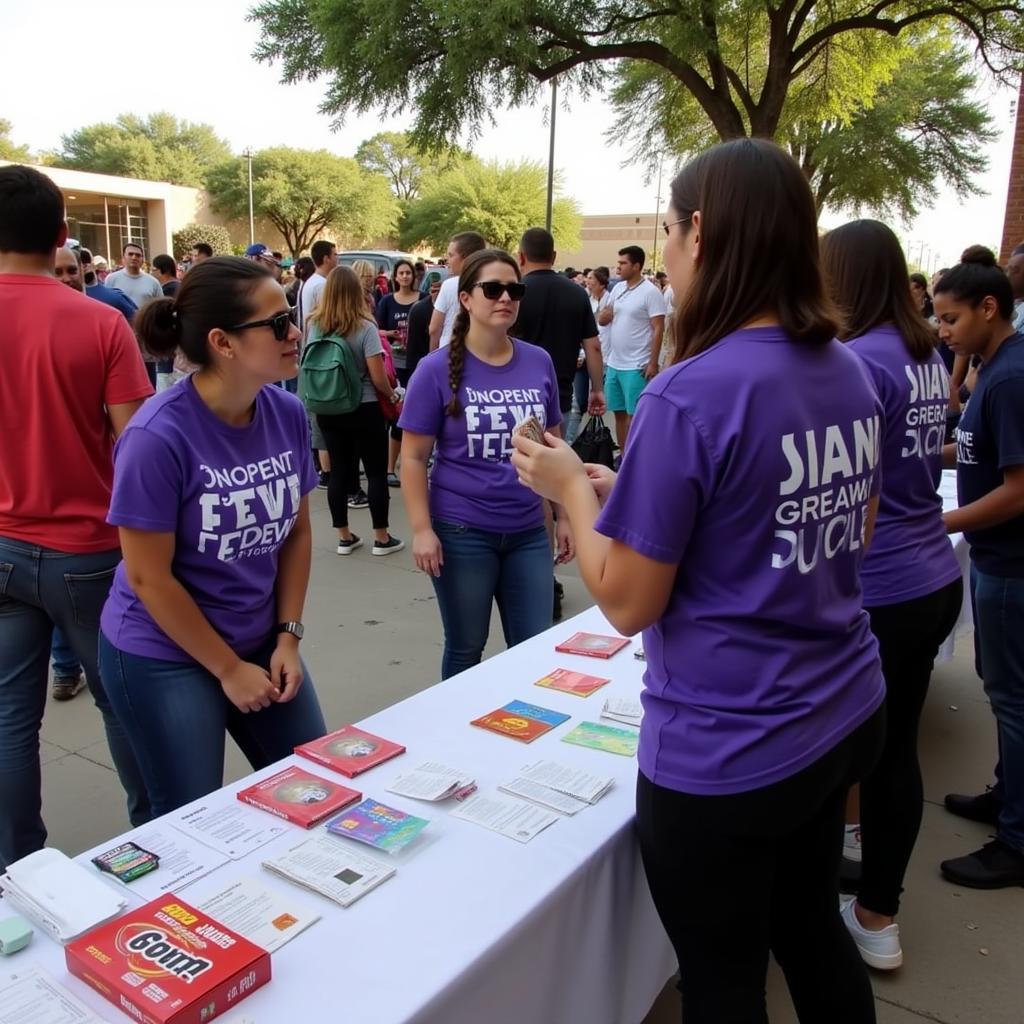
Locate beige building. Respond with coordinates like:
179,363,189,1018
557,212,666,271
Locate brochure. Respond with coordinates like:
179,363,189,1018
471,699,570,743
294,725,405,778
0,965,113,1024
450,792,560,843
326,799,430,854
198,876,320,954
235,766,361,829
262,834,396,908
498,777,590,815
554,631,630,659
561,721,640,757
600,696,643,728
387,762,477,802
533,667,611,698
518,759,615,804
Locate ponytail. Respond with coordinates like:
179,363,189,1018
134,296,181,360
446,309,469,416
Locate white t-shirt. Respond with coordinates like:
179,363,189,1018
590,290,614,365
299,272,327,334
433,275,460,348
104,269,163,308
605,278,667,370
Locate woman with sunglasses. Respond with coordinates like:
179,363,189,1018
512,141,885,1021
399,249,570,679
98,256,327,817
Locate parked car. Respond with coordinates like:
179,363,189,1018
337,250,415,278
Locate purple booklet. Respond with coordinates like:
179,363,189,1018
326,799,429,853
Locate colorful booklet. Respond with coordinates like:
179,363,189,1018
295,725,405,778
236,765,361,828
561,721,640,757
534,667,612,698
555,632,631,659
326,799,430,854
471,699,571,743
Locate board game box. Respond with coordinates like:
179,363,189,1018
236,764,361,828
294,725,406,778
554,632,631,659
65,896,270,1024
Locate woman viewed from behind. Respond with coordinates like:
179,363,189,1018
822,220,963,970
511,139,884,1021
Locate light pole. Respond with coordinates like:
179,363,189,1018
652,156,664,271
243,148,254,245
545,79,557,232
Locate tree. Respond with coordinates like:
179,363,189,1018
249,0,1024,148
52,113,232,187
399,158,581,252
355,132,467,202
0,119,31,162
171,223,235,262
206,146,399,257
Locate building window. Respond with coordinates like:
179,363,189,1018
65,195,148,264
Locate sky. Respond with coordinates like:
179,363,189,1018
1,1,1017,269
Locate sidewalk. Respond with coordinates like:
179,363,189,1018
39,486,1023,1022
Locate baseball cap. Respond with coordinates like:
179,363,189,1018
245,243,281,266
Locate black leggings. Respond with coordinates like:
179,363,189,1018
317,403,389,530
858,577,963,915
635,709,884,1024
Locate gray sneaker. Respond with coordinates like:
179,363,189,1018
52,673,86,701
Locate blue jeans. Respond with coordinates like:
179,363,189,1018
51,628,81,678
0,537,150,871
972,566,1024,852
430,519,553,680
99,633,327,817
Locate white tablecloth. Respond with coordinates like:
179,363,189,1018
937,469,973,662
1,607,676,1024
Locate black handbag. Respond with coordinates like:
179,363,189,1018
571,416,616,469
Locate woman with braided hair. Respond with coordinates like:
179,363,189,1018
398,249,572,679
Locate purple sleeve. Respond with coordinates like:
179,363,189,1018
397,356,446,437
595,394,716,563
107,427,182,532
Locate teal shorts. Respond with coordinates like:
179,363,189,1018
605,367,647,415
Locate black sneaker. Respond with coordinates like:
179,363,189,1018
317,471,330,490
372,535,405,556
348,490,369,509
52,673,86,701
337,534,362,555
940,838,1024,889
944,789,1001,826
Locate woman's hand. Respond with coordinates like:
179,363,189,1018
554,516,575,564
270,639,305,703
220,661,278,713
511,432,587,503
413,528,444,577
584,463,617,506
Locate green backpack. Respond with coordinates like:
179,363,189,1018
299,324,362,415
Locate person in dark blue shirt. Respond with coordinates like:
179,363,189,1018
79,248,137,321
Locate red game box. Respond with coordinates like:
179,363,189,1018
66,897,270,1024
236,764,361,827
294,725,405,778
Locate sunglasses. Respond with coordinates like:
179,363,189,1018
228,311,292,341
662,215,693,236
474,280,526,301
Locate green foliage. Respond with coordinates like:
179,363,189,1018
0,118,32,162
51,113,233,187
171,223,234,262
399,158,581,253
206,146,399,258
355,131,468,202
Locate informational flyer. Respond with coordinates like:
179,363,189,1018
450,792,560,843
198,876,320,953
498,777,590,815
171,800,289,859
387,762,476,801
0,965,112,1024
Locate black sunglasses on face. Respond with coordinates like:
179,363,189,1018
474,280,526,301
228,311,292,341
662,215,693,236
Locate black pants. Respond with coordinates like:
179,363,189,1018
858,577,963,915
317,403,389,530
635,709,884,1024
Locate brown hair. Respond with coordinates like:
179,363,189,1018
445,248,521,416
310,265,374,338
451,231,486,259
134,256,271,363
668,138,838,362
820,219,936,361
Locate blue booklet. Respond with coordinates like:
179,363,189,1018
503,700,571,727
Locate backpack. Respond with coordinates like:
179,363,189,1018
299,324,362,415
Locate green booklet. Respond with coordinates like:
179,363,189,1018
561,721,639,757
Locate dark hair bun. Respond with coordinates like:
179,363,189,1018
134,296,181,359
960,244,997,268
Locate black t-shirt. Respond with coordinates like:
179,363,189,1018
405,296,434,378
161,280,180,297
512,269,598,411
956,332,1024,576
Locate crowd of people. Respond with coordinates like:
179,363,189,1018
2,140,1023,1021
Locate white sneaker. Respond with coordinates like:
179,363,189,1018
840,897,903,970
337,535,363,555
843,824,862,863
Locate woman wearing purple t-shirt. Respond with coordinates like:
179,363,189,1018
822,220,962,970
398,249,571,680
513,141,884,1021
98,257,326,816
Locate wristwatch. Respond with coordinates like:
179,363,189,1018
275,621,304,640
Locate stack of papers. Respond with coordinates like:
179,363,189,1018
499,760,614,815
387,762,476,801
262,834,396,908
0,848,127,944
198,876,320,953
450,792,559,843
601,697,643,727
0,965,113,1024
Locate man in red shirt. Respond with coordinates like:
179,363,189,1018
0,165,154,870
